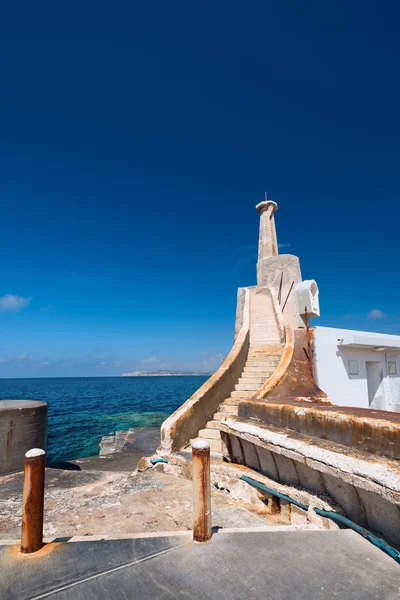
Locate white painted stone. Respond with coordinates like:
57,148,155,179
192,439,210,450
25,448,45,458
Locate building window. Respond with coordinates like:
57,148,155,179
348,360,358,375
388,361,397,376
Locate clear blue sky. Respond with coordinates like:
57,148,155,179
1,1,399,377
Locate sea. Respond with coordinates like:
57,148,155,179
0,376,208,464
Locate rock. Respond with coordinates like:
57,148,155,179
99,430,128,456
132,456,152,475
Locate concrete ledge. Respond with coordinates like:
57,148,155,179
220,416,400,544
238,399,400,460
220,416,400,495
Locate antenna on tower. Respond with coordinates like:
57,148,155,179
264,191,268,201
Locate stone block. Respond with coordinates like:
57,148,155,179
240,439,261,471
322,473,367,527
262,492,280,515
273,454,300,487
256,447,279,480
280,499,291,523
295,461,325,494
357,487,400,545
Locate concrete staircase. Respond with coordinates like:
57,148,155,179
190,289,283,454
191,344,282,454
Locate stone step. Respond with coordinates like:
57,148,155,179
243,365,275,373
190,437,222,453
246,359,279,365
241,375,273,382
239,376,268,384
219,404,238,415
249,344,284,353
245,365,277,372
246,356,280,363
230,390,255,399
206,420,221,429
235,382,260,391
247,349,281,355
213,412,223,421
250,333,280,341
246,360,279,367
199,428,221,440
222,397,239,405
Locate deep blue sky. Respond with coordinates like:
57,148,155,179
1,1,399,377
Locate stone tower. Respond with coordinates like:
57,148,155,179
255,197,303,329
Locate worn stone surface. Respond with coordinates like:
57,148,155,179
99,430,129,456
0,446,281,541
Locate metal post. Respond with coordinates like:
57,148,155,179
192,439,211,542
21,448,46,554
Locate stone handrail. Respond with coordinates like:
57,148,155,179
160,290,250,453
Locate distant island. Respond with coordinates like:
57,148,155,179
121,370,214,377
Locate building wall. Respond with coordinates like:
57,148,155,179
313,326,400,412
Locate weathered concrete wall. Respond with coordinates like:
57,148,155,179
234,287,248,342
239,399,400,461
239,327,329,407
0,400,47,475
220,417,400,544
160,289,250,453
256,254,303,329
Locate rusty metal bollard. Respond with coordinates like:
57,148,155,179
21,448,46,554
192,439,211,542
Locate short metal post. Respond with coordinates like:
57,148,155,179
192,440,211,542
21,448,46,554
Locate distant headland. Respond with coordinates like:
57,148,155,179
121,370,214,377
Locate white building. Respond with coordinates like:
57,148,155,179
313,327,400,412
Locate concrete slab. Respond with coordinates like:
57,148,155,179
1,529,399,599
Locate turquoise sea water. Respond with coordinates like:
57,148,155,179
0,376,208,464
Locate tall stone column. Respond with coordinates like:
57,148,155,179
256,199,279,261
255,197,303,328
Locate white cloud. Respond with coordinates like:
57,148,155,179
0,294,32,312
141,356,160,364
368,309,385,320
278,242,291,249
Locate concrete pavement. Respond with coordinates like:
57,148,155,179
1,528,399,599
